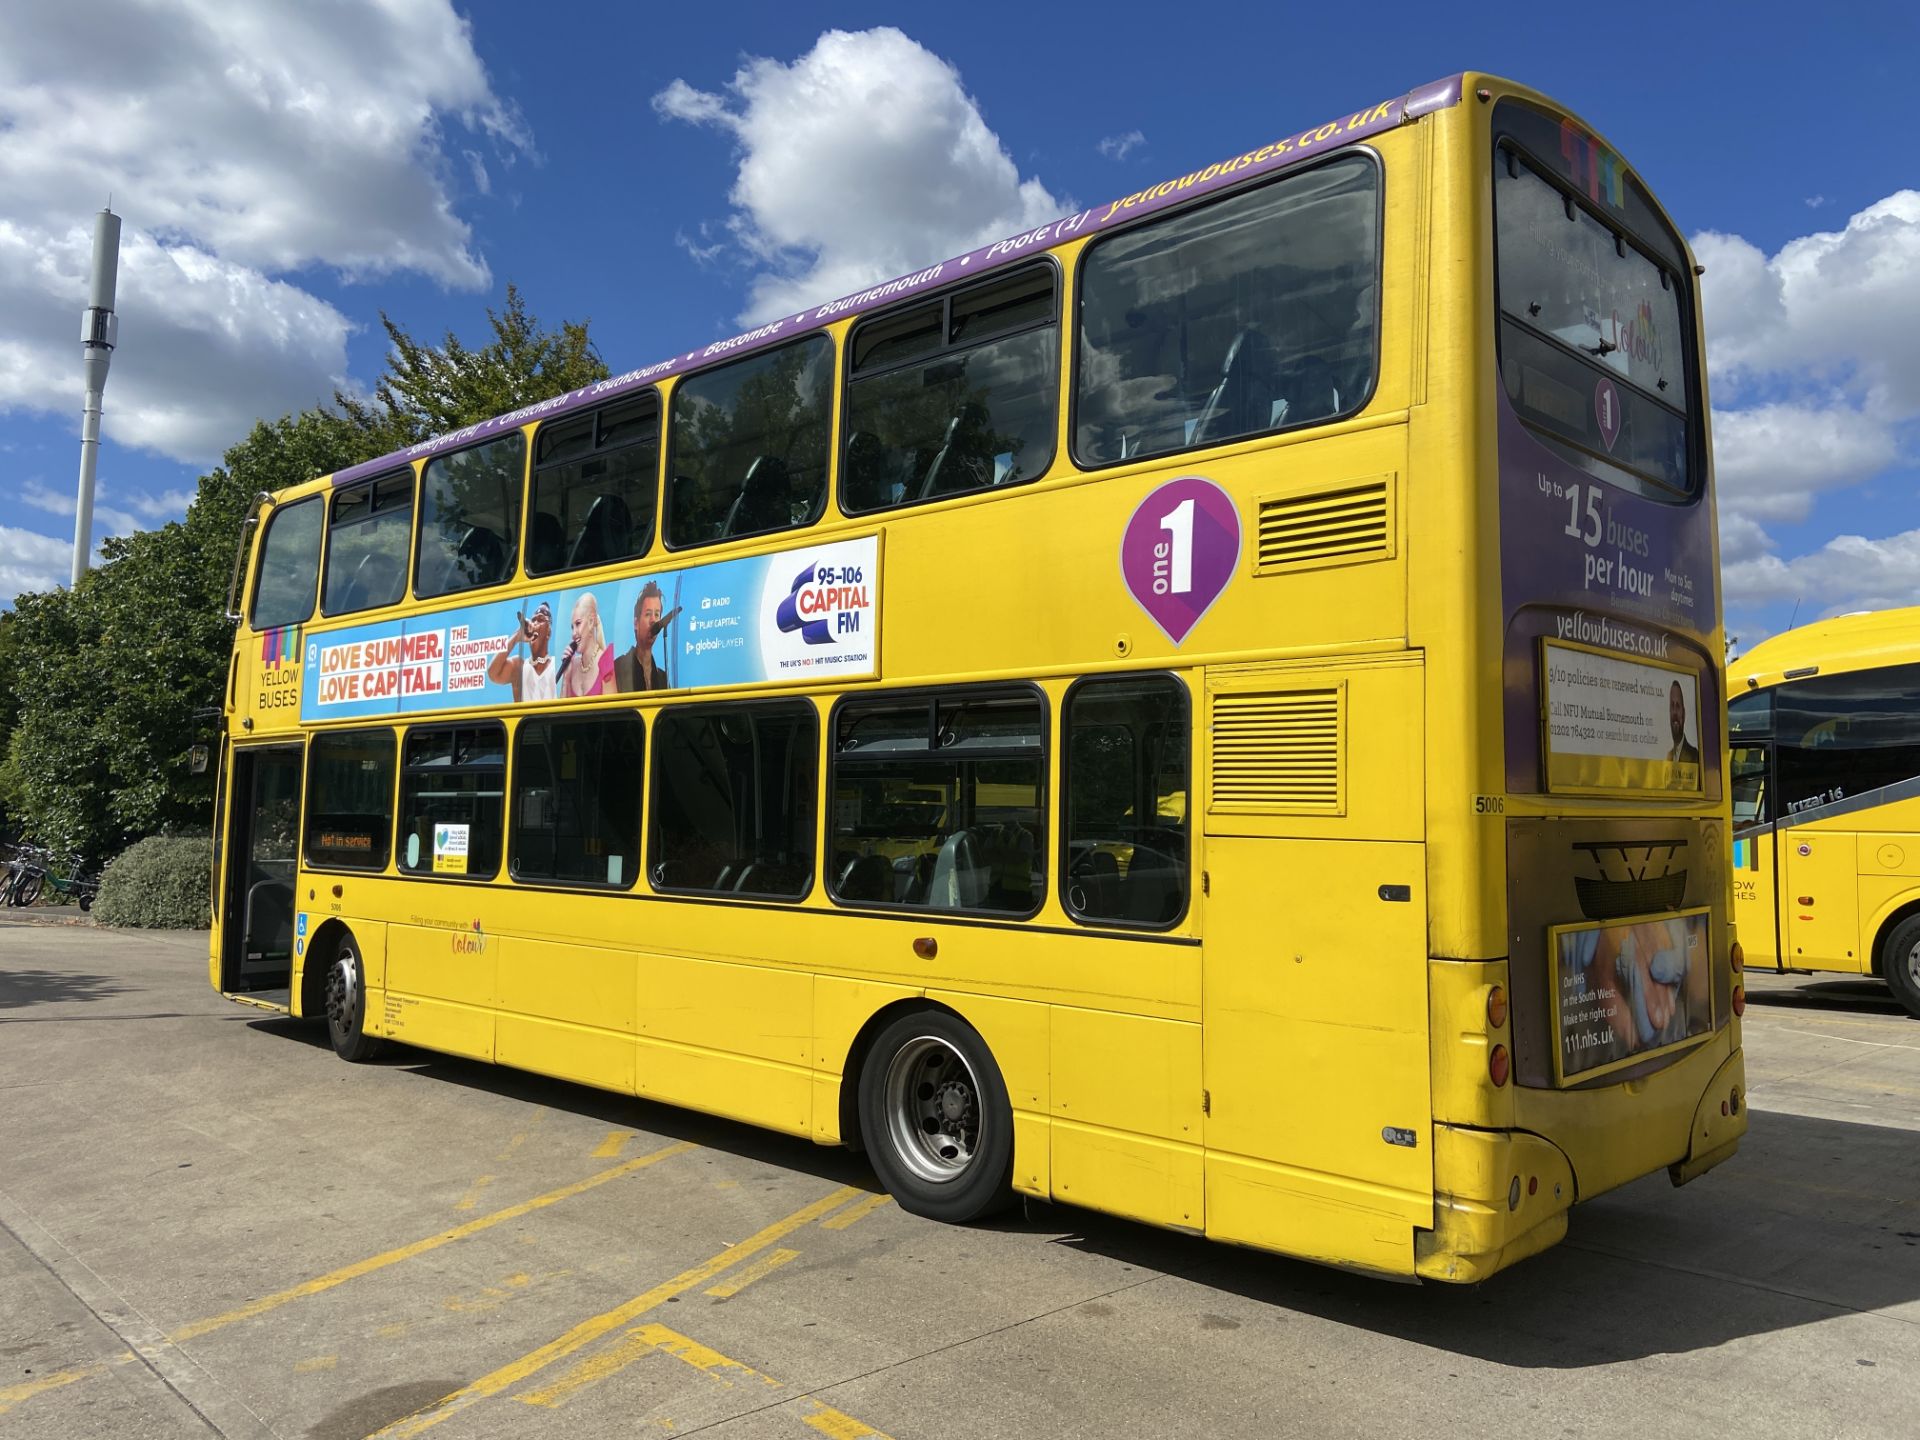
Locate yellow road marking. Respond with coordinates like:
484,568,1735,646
704,1247,799,1298
294,1355,339,1373
802,1402,892,1439
523,1324,892,1438
593,1130,636,1158
370,1185,861,1438
821,1194,892,1231
167,1141,693,1344
453,1175,495,1212
0,1365,105,1416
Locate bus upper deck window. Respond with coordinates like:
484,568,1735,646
843,267,1058,514
529,394,659,576
415,433,526,599
1075,154,1380,467
324,470,414,616
666,335,833,549
249,495,323,631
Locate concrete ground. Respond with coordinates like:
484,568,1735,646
2,914,1916,1440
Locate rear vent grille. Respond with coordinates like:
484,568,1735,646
1255,477,1394,574
1211,686,1344,815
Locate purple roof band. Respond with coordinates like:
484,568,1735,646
331,75,1464,491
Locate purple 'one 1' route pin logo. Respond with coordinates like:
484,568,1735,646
1120,476,1241,645
1594,376,1622,453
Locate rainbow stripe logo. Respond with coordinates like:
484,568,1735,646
1559,120,1626,210
261,623,300,668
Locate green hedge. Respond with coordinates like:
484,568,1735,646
93,835,213,929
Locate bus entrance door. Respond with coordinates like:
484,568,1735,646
221,745,302,999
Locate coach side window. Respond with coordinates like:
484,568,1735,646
305,729,396,870
512,713,645,888
249,495,323,631
397,724,506,880
323,469,413,616
651,702,818,899
842,266,1057,513
666,334,833,548
830,689,1044,915
1076,153,1380,464
529,394,658,575
415,433,526,598
1774,666,1920,816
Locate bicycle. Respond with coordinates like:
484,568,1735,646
44,853,100,911
2,844,50,908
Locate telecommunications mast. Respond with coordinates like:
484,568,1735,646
72,206,122,586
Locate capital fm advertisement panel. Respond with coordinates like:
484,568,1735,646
299,536,878,721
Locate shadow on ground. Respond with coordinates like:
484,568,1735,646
0,967,133,1010
244,1022,1920,1373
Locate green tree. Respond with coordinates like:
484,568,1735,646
339,282,607,450
3,287,605,862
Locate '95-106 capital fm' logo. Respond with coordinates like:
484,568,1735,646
775,560,869,645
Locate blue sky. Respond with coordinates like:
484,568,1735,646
2,1,1914,649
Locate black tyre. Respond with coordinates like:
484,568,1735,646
323,933,384,1062
13,872,42,908
857,1009,1013,1223
1882,914,1920,1021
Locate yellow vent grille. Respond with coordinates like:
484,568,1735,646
1254,477,1394,574
1211,687,1344,815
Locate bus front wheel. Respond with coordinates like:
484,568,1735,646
858,1010,1013,1223
324,933,384,1062
1882,915,1920,1021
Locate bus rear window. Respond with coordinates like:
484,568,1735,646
1495,143,1693,495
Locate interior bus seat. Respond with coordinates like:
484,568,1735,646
722,455,790,537
929,829,990,909
568,493,633,569
919,402,995,500
1278,353,1347,428
440,524,508,589
896,851,934,905
838,853,892,902
1069,846,1121,917
1193,328,1284,445
527,510,566,573
842,430,892,510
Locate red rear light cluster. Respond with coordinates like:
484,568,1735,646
1486,985,1508,1029
1732,985,1746,1017
1489,1044,1511,1087
1730,941,1744,974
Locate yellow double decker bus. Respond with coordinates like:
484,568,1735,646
213,72,1743,1282
1730,606,1920,1018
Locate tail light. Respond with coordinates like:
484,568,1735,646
1486,985,1508,1028
1730,941,1744,973
1732,985,1745,1017
1489,1044,1511,1087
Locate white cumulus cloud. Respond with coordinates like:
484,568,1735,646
1723,528,1920,617
654,28,1065,324
1697,191,1920,620
0,0,532,467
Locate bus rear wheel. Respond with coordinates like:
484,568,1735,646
1882,915,1920,1021
324,933,384,1062
858,1010,1013,1223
